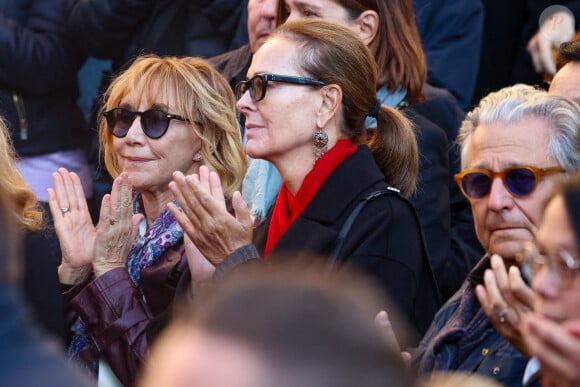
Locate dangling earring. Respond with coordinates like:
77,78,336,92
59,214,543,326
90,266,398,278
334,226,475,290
313,130,328,160
193,151,202,162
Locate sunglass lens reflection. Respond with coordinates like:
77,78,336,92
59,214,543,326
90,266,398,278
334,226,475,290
108,109,134,137
463,172,490,199
505,169,536,196
142,110,166,138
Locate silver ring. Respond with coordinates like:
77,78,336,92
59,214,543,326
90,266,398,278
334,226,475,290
496,308,509,324
60,207,70,214
110,217,118,226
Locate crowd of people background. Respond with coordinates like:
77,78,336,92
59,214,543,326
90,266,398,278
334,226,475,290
0,0,579,386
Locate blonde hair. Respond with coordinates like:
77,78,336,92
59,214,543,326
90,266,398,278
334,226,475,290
0,117,43,232
99,55,247,197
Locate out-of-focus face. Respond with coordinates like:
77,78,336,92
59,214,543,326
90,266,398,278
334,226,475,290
247,0,278,53
284,0,355,27
112,88,202,196
139,325,268,387
549,61,580,103
532,195,580,323
236,37,323,169
465,117,562,260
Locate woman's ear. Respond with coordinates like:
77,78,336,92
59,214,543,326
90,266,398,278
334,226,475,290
316,84,342,129
354,10,379,45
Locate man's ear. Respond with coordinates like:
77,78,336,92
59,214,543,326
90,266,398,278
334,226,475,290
354,10,379,45
316,84,342,129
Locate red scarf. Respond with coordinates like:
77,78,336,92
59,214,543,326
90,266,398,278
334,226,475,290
264,140,357,257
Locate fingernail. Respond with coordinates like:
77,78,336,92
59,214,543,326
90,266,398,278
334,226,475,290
375,310,389,326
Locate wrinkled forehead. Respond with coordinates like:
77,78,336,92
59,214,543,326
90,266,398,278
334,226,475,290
469,119,552,163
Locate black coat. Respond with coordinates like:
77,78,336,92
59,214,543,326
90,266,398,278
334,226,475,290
0,0,88,156
253,146,441,342
414,0,484,110
64,0,247,69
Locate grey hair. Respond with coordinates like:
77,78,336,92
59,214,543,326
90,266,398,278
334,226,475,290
458,84,580,172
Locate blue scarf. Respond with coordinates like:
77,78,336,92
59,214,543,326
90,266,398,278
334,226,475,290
364,86,407,129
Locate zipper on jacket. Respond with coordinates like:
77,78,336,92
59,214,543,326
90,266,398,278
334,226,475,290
12,93,28,140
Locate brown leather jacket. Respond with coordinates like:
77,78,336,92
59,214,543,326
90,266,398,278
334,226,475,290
62,243,186,386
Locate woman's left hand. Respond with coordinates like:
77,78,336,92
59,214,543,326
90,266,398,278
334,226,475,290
168,166,253,266
93,173,143,277
475,254,535,356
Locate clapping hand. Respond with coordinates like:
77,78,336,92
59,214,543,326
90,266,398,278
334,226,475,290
168,166,253,266
93,173,143,277
48,168,97,284
475,254,535,356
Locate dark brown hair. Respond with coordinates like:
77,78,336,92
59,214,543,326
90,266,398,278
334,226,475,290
271,19,418,195
276,0,426,104
556,40,580,70
175,259,415,387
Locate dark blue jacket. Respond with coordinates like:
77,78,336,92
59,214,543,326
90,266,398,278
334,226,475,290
414,0,484,110
0,284,93,386
413,256,529,387
0,0,89,156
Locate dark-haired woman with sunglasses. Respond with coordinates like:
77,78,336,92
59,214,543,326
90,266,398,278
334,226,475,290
169,20,441,346
46,55,247,385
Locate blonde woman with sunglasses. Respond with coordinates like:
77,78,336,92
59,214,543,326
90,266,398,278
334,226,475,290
47,55,247,386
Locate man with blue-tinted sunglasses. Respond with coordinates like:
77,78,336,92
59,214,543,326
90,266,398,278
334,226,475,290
413,83,579,387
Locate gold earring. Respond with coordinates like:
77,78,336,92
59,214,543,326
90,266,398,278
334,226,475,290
313,130,328,160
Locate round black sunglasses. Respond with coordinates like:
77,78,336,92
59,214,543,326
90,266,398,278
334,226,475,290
103,107,186,139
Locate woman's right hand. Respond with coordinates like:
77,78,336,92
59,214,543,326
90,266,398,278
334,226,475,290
168,166,254,266
47,168,96,284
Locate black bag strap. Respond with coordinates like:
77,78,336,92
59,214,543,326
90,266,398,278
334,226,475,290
326,187,400,272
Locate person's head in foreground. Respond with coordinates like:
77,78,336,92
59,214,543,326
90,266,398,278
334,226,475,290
516,171,580,386
139,261,415,387
454,84,579,261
